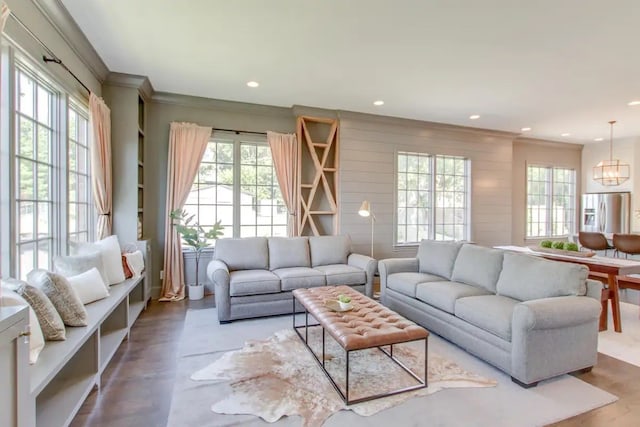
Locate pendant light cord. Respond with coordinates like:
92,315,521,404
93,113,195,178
609,120,616,162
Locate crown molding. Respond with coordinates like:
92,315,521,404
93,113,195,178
514,136,584,151
32,0,109,82
335,109,520,140
291,105,338,119
105,72,155,99
152,91,293,119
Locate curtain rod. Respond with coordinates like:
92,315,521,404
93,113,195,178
212,127,267,136
9,12,91,94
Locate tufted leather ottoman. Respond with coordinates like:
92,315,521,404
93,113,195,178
292,285,428,404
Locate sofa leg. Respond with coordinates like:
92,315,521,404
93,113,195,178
575,366,593,374
219,320,232,324
511,377,538,388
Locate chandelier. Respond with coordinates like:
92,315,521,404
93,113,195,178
593,120,630,186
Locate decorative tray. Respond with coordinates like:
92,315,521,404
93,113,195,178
530,246,596,258
324,300,354,312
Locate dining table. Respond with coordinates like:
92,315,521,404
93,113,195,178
496,245,640,333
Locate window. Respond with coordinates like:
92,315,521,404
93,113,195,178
183,137,287,240
15,66,57,278
68,102,92,243
526,165,576,238
396,152,470,244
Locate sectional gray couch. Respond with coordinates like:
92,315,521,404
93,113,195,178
207,235,377,322
378,240,602,387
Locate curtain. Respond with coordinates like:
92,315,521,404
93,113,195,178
89,93,113,239
0,3,9,33
267,131,298,237
160,122,212,301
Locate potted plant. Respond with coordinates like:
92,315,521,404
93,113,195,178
170,209,224,300
337,294,352,310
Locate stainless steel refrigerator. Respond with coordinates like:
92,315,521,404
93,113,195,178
581,192,630,234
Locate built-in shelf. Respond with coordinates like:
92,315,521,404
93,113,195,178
309,211,334,214
300,184,313,189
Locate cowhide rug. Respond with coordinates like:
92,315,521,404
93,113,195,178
191,328,496,426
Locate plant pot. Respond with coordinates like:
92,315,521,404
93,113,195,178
338,300,351,310
188,284,205,301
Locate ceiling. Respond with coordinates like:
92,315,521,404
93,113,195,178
60,0,640,143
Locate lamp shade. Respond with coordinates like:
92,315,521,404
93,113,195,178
358,200,371,217
593,160,630,186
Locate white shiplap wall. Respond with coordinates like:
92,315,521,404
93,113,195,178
337,112,515,259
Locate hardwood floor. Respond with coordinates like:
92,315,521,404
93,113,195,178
71,296,640,426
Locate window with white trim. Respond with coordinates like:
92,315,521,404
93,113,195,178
396,152,470,244
183,136,287,240
526,165,576,238
68,102,93,244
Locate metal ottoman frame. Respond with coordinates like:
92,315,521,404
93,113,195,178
292,295,428,405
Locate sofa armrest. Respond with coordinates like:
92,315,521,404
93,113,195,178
207,260,231,322
348,253,378,297
513,296,601,331
378,258,419,297
585,279,603,301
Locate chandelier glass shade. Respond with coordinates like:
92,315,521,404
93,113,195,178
593,120,629,186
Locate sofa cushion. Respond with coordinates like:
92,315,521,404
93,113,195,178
416,280,492,314
313,264,365,286
454,295,519,341
451,244,504,292
309,235,350,267
417,240,463,279
268,237,310,270
496,252,588,301
215,237,269,271
273,267,326,291
387,272,444,298
229,270,280,296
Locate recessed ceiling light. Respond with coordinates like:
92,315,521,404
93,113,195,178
561,133,571,137
521,127,532,132
594,137,604,141
373,100,384,106
469,114,480,120
628,100,640,106
246,81,259,88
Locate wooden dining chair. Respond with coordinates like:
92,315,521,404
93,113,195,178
578,231,614,256
612,234,640,259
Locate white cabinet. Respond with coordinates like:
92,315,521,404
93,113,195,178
0,306,31,427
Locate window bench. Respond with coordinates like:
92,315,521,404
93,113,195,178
24,241,151,427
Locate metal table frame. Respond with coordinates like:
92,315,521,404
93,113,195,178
292,295,428,405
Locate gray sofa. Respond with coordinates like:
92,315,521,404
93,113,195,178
207,235,377,322
378,240,602,387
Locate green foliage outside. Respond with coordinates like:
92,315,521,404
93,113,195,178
551,241,565,250
539,240,553,248
563,242,579,252
171,209,224,286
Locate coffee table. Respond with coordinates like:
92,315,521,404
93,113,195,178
292,285,429,405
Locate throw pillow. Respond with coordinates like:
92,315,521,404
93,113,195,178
11,280,66,341
0,289,46,364
123,250,145,277
27,270,88,327
67,268,110,305
71,235,126,285
54,251,108,285
122,255,133,279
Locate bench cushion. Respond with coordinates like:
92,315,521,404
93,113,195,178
417,240,463,279
313,264,365,286
229,270,280,296
387,272,443,298
273,267,326,291
451,244,504,292
215,237,269,271
496,252,588,301
309,235,350,267
455,295,519,341
416,280,492,314
268,237,310,270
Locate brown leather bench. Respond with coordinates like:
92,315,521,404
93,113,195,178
292,285,428,404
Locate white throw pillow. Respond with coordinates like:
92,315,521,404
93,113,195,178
66,268,110,305
71,235,126,286
1,288,46,364
124,250,145,277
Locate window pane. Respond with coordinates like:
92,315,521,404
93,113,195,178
396,152,434,244
18,72,34,118
18,159,34,199
37,87,51,126
17,202,34,241
18,243,35,280
19,117,34,157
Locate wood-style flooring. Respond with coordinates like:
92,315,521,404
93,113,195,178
71,296,640,427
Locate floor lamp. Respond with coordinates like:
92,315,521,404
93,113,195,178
358,200,376,258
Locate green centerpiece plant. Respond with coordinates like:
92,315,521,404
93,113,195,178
551,241,565,250
170,209,224,299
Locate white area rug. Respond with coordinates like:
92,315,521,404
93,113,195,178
598,301,640,367
167,308,617,427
